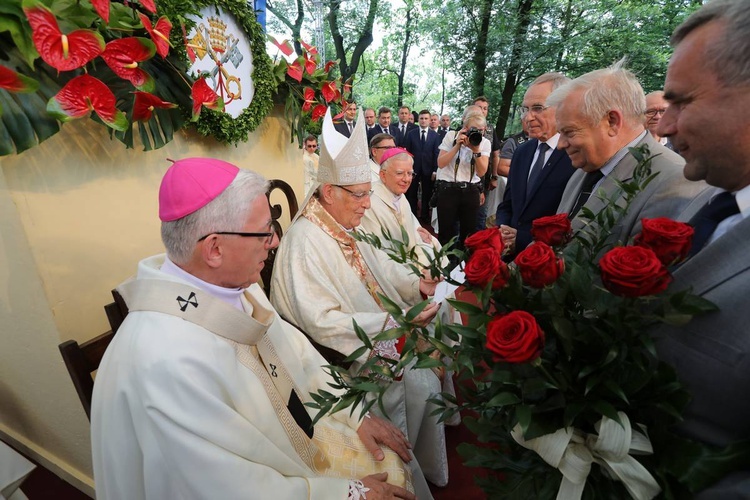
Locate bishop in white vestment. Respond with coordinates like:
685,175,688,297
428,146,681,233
91,158,416,500
271,111,449,495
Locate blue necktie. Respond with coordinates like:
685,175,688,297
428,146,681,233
526,143,550,197
687,191,739,257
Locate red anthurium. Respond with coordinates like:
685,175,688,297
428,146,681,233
324,60,337,73
101,37,156,91
191,76,224,121
0,65,39,93
24,0,105,72
286,60,303,83
132,91,176,121
268,35,293,57
91,0,110,23
139,0,156,14
311,104,326,122
302,87,316,112
320,80,340,103
303,52,317,75
47,74,128,131
139,13,172,58
300,40,318,56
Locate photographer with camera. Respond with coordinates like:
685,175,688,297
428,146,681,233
434,106,491,247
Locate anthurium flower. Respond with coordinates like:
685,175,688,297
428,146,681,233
138,13,172,58
91,0,110,23
300,40,318,56
132,91,176,121
303,52,316,75
47,74,128,131
302,87,316,112
268,35,293,57
139,0,156,14
180,21,196,63
191,76,224,121
320,80,340,103
311,104,326,122
101,37,156,92
0,65,39,93
324,60,337,73
286,60,303,83
23,0,105,71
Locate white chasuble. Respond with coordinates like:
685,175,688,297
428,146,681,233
271,199,449,492
91,255,411,500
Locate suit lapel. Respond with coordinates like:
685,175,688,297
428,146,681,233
514,139,538,210
673,215,750,296
522,148,565,211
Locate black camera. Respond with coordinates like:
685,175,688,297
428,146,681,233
464,127,483,146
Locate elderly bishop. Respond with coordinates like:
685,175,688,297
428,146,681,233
271,110,448,498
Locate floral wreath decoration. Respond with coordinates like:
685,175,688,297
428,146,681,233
158,0,275,145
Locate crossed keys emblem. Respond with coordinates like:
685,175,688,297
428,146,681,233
176,292,199,312
269,364,278,377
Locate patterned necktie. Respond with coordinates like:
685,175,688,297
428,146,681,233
421,130,426,144
569,170,605,218
526,142,550,197
687,191,739,257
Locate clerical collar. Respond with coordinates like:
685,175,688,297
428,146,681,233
160,256,245,311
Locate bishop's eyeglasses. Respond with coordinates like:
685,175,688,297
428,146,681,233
197,227,277,244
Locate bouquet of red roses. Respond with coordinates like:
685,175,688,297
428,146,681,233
309,146,731,499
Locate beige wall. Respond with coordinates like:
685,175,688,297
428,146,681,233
0,109,302,496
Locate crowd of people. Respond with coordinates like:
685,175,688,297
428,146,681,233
90,0,748,498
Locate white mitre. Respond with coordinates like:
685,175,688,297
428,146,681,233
317,107,371,186
293,107,372,222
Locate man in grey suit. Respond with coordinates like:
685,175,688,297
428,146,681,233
550,61,706,246
651,1,750,496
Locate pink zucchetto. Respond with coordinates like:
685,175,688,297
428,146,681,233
158,157,239,221
379,147,413,165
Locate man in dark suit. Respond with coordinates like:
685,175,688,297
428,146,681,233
394,106,417,147
496,73,575,257
437,114,451,139
368,106,397,143
363,107,378,137
403,109,441,221
333,101,357,137
650,2,750,496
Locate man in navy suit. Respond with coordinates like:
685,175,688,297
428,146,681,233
368,106,397,143
403,109,441,221
394,106,417,147
437,114,451,139
496,72,575,258
333,102,357,137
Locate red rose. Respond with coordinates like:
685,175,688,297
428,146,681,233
633,217,694,266
531,213,572,246
464,247,510,290
599,246,672,297
486,311,545,363
514,242,564,288
465,227,503,253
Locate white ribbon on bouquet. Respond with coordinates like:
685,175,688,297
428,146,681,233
511,411,661,500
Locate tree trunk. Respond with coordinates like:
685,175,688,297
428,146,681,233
396,8,413,107
495,0,534,138
472,0,494,98
328,0,379,83
266,0,305,55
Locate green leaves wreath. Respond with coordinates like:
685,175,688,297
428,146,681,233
158,0,274,145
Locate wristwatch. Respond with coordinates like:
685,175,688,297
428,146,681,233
472,152,482,158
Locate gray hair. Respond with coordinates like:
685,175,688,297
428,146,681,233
546,59,646,127
671,0,750,87
381,152,414,171
161,169,269,265
530,72,571,92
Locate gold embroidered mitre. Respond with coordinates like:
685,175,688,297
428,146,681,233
317,107,371,186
